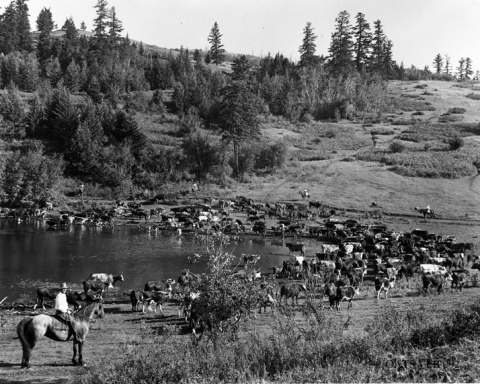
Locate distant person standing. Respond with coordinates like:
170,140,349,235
191,183,198,196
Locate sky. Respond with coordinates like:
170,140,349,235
26,0,480,71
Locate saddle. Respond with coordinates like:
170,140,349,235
53,313,77,339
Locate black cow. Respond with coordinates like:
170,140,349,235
422,273,453,294
324,283,359,311
279,283,306,306
144,279,175,292
397,263,415,281
285,243,306,256
129,290,144,311
451,271,468,291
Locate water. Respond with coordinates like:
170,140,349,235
0,219,305,301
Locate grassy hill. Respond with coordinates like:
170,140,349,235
227,80,480,222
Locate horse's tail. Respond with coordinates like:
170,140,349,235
17,317,34,349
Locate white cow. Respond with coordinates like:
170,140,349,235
419,264,448,275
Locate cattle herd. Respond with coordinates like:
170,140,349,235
17,194,479,337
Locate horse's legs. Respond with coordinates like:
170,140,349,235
72,341,78,365
78,342,84,366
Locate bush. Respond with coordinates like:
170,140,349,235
438,114,464,123
389,141,406,153
414,84,428,89
466,93,480,100
448,107,467,114
412,111,424,116
447,136,464,150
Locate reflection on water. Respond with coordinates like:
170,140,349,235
0,219,309,301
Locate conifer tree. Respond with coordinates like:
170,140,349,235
465,57,473,79
298,22,317,68
107,6,123,44
15,0,32,52
36,7,54,69
20,52,39,92
432,53,443,74
0,2,19,54
218,61,260,175
444,54,451,75
208,22,226,65
382,39,394,79
457,58,465,79
80,21,87,31
64,60,81,92
369,20,386,73
353,12,372,71
45,57,62,87
327,10,354,76
93,0,109,39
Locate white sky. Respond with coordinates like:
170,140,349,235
27,0,480,72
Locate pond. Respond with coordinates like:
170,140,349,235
0,219,320,302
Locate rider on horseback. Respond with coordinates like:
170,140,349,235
55,283,79,342
426,205,431,215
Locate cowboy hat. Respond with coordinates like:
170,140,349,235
60,282,68,289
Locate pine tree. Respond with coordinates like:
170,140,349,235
0,2,19,54
218,79,260,176
15,0,32,52
107,6,123,44
465,57,473,79
93,0,109,39
193,49,203,66
36,7,54,70
64,60,81,92
19,52,39,92
80,21,87,31
231,55,251,82
327,10,354,76
457,58,465,80
353,12,372,72
382,39,394,79
298,22,317,68
59,17,79,70
432,53,443,74
369,19,386,73
208,22,226,65
45,57,62,87
444,54,451,75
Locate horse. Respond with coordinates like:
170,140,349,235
17,302,105,368
414,207,435,221
299,190,310,200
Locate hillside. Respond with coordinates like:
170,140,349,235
228,80,480,225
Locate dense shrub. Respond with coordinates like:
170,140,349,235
466,93,480,100
448,107,467,114
389,141,406,153
411,111,424,116
438,114,464,123
446,136,464,150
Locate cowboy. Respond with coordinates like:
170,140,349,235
55,282,79,341
426,205,431,215
191,182,198,196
